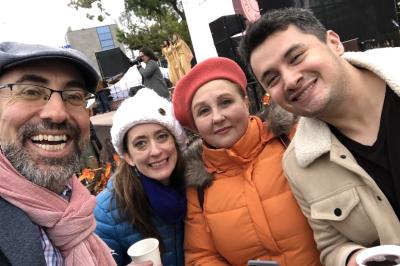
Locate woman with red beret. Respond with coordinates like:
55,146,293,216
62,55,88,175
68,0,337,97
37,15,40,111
172,57,321,266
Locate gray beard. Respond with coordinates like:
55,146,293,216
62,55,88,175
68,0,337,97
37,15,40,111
1,121,86,194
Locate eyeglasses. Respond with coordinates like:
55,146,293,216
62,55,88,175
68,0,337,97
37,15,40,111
0,83,94,107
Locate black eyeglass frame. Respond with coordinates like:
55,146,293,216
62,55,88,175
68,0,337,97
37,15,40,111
0,83,94,106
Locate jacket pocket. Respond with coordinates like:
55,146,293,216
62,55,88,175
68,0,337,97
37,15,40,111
311,188,359,221
310,187,377,245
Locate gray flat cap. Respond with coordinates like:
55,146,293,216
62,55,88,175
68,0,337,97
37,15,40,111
0,42,100,93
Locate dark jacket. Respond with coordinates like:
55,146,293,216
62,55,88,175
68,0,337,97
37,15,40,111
138,60,169,98
0,197,46,266
94,181,184,266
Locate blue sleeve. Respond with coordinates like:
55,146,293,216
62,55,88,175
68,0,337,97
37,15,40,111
94,191,127,266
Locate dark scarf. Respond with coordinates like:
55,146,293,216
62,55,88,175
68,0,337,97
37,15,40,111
139,171,187,224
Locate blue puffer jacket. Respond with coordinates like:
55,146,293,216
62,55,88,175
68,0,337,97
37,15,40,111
94,181,185,266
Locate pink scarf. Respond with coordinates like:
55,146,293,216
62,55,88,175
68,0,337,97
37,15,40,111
0,153,116,266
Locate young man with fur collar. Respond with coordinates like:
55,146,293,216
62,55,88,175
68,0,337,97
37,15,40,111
240,7,400,266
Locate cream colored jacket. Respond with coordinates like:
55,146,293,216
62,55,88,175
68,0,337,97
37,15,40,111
283,47,400,266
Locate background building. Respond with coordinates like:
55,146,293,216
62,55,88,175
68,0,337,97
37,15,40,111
66,24,126,72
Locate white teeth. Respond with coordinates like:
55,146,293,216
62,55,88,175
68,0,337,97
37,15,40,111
36,143,66,151
150,159,167,168
31,134,68,151
31,134,67,142
295,84,313,102
297,87,310,101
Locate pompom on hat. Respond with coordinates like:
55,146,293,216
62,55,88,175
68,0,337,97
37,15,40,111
172,57,247,131
111,88,187,157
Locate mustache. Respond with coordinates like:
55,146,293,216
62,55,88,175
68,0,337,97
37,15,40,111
19,120,81,142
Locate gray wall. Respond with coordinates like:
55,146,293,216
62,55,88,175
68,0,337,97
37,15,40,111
66,24,126,72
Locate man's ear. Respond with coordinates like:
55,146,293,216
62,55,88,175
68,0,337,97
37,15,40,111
326,30,345,56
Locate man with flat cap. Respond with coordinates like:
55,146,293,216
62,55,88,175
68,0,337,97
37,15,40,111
0,42,116,266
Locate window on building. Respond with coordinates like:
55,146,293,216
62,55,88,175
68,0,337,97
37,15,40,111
96,26,115,50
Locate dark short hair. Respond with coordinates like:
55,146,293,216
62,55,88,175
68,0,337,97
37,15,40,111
239,8,327,69
139,47,158,61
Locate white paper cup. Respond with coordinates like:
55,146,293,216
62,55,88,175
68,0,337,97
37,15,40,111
127,238,161,265
356,245,400,266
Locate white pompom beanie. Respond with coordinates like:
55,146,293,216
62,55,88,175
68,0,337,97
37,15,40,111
111,88,187,157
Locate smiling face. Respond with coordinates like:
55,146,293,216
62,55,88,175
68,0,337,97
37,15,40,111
250,25,348,118
124,123,177,185
0,59,90,193
191,79,249,149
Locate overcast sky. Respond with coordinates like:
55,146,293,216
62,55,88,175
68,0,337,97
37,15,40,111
0,0,125,47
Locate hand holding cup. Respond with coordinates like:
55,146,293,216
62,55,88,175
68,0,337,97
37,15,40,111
127,238,162,266
355,245,400,266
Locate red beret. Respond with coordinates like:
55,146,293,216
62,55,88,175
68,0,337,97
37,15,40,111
172,57,247,131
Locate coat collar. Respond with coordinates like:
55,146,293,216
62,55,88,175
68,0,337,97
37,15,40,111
183,139,212,188
184,106,296,188
202,116,271,175
294,47,400,167
184,117,275,187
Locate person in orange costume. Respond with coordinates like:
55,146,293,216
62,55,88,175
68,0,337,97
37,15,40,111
171,32,193,76
172,57,321,266
161,39,182,86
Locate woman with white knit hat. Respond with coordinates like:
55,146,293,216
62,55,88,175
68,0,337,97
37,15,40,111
94,88,187,266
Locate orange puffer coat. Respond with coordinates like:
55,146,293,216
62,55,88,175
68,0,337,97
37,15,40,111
184,115,321,266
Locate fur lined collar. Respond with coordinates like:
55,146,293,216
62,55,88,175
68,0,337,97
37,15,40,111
294,47,400,167
183,139,211,188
